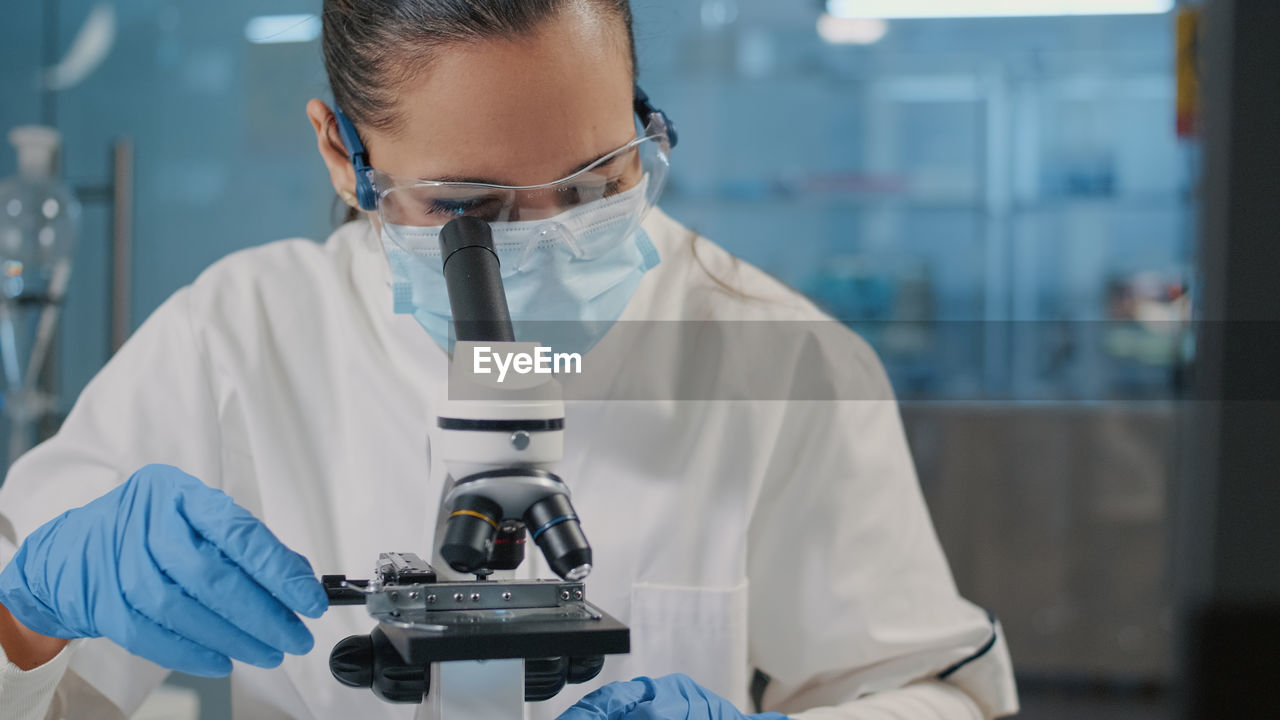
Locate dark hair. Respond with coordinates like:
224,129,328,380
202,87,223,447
322,0,637,133
322,0,637,223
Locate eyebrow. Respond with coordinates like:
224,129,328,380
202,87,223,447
428,146,623,186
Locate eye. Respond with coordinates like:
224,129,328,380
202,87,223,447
555,178,625,208
553,185,582,206
424,196,505,221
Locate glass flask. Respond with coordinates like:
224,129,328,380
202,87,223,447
0,126,80,464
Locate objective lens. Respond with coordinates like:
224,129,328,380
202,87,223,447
488,521,527,571
525,494,592,581
441,495,503,574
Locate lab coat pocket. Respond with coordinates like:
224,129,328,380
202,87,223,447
628,581,751,710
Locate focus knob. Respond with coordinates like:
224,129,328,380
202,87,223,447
524,656,569,702
329,629,430,704
567,655,605,685
329,634,373,688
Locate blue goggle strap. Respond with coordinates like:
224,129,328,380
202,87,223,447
334,108,378,211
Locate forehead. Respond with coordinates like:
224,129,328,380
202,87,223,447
363,6,636,186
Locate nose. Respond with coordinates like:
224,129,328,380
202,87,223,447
513,187,578,222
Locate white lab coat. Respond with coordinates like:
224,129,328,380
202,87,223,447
0,208,1017,719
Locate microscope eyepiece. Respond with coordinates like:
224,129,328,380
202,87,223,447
439,216,515,343
525,493,593,581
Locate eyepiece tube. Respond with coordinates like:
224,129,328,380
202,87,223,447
525,493,592,581
439,216,515,342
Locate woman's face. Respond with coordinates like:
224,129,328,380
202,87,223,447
309,5,637,208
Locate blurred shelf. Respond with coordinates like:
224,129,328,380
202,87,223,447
664,191,1190,211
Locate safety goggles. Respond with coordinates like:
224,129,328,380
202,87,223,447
335,87,677,264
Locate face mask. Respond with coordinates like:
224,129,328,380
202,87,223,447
379,178,660,356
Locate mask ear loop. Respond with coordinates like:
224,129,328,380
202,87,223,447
334,109,379,212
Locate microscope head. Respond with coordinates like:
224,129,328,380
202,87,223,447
324,218,627,713
434,219,592,581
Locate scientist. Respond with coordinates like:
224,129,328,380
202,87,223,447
0,1,1018,718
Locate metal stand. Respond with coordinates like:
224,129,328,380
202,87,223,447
420,660,524,720
74,137,134,354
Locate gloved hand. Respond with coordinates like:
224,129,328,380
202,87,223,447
0,464,328,676
557,673,791,720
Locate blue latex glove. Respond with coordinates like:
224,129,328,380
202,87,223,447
0,464,328,676
557,673,791,720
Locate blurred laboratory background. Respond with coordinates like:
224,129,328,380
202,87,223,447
2,0,1275,718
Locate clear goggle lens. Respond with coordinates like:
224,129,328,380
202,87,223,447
372,116,671,264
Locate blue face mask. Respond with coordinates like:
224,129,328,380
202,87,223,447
379,179,661,356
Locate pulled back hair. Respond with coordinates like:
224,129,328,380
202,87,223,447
322,0,637,133
321,2,751,298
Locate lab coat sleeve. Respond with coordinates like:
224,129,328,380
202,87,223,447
0,640,74,720
746,334,1018,718
788,680,982,720
0,286,223,717
0,638,125,720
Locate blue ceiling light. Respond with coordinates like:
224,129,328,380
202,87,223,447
825,0,1175,20
245,14,320,45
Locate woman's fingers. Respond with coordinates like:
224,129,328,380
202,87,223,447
556,678,657,720
150,509,315,656
175,478,328,618
116,532,290,668
107,605,233,678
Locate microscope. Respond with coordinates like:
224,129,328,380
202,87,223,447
323,217,629,717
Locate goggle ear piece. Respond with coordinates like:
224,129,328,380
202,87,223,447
354,172,377,212
334,108,379,212
633,85,678,149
